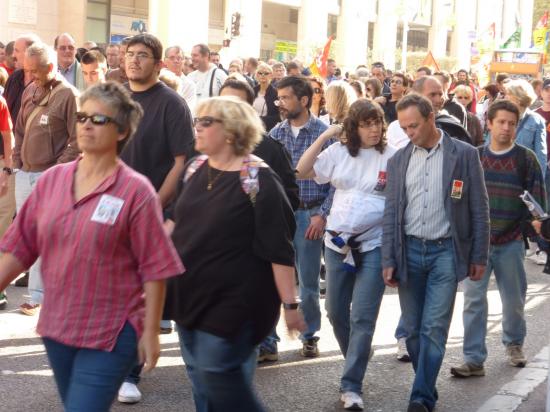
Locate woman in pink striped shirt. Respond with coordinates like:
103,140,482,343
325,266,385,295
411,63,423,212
0,81,184,411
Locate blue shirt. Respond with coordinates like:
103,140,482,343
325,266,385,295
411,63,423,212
515,108,547,176
59,61,77,86
269,113,333,215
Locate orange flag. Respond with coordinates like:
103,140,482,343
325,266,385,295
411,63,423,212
421,51,441,72
309,36,333,78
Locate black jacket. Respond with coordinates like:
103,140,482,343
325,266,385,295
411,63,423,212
435,113,472,146
254,84,280,132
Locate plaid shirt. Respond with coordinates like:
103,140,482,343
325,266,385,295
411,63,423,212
269,114,333,216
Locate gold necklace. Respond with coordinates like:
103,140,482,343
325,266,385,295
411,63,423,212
207,163,226,190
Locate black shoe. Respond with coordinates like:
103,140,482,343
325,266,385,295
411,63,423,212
407,401,429,412
301,338,320,358
0,291,7,310
15,273,29,287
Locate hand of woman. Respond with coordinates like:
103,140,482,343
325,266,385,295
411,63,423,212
284,308,306,337
138,330,161,372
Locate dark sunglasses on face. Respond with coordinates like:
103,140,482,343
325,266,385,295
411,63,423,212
193,116,223,128
75,112,117,126
256,71,271,76
391,79,403,85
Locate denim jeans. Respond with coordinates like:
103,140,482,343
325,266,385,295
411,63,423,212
294,207,323,341
42,322,138,412
395,316,408,340
177,324,263,412
15,170,43,305
462,240,527,365
399,237,457,411
324,247,385,394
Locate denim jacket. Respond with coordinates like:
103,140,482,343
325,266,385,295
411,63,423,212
515,109,547,176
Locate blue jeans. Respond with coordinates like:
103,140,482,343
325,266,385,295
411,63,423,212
324,247,385,393
395,316,408,340
462,240,527,365
294,207,323,341
15,170,43,304
399,237,457,411
42,322,138,412
177,324,263,412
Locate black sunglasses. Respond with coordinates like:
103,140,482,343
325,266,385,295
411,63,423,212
75,112,118,126
193,116,223,128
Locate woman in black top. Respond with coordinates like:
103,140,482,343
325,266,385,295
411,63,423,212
375,72,408,123
164,96,305,412
253,63,280,132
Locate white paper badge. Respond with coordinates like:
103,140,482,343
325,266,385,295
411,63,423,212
91,194,124,225
39,115,49,125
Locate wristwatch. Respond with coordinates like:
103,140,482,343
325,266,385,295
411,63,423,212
2,167,13,175
282,301,300,310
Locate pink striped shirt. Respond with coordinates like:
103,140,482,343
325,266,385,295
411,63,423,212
0,158,185,350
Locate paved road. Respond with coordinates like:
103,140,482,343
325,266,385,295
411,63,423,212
1,261,548,411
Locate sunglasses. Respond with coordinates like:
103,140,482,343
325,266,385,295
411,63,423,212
58,45,75,52
75,112,117,126
391,79,403,85
313,87,322,94
257,71,271,76
193,116,223,128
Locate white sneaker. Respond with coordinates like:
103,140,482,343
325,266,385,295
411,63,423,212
527,250,547,265
397,337,411,362
525,241,538,257
340,391,364,410
118,382,142,404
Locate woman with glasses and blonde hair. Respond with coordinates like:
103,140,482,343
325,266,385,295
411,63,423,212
454,84,483,146
253,62,279,131
325,80,358,125
296,99,396,410
164,96,305,412
0,81,184,411
308,75,330,124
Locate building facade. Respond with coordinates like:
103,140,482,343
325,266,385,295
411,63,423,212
0,0,535,72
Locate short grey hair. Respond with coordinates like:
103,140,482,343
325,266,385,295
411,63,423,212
79,81,144,153
165,45,184,58
26,42,57,70
16,33,40,48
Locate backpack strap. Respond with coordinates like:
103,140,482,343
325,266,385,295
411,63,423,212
241,154,267,206
208,68,217,97
184,154,209,183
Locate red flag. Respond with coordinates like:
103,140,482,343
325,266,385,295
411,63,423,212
421,51,441,72
309,36,333,78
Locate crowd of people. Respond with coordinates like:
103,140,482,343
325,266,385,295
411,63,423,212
0,31,549,412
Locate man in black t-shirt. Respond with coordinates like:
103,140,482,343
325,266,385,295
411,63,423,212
117,33,194,405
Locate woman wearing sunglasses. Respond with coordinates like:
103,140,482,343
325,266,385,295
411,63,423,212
296,99,396,411
163,96,305,412
253,62,280,131
309,76,330,125
0,81,184,412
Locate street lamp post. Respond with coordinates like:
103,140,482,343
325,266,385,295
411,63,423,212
402,18,409,71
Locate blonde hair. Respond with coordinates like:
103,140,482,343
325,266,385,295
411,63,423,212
256,62,272,74
325,80,358,123
159,68,181,92
505,79,537,109
196,96,265,156
454,84,473,101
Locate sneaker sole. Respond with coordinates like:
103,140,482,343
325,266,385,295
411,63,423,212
301,350,319,358
258,354,278,363
117,396,141,404
19,308,39,316
450,368,485,378
510,360,526,368
397,354,411,362
343,403,363,411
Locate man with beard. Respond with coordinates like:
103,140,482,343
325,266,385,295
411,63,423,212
267,76,330,359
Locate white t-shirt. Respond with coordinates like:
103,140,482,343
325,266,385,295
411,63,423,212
253,93,267,116
187,64,228,103
291,124,304,138
313,142,398,253
177,74,197,114
386,119,410,149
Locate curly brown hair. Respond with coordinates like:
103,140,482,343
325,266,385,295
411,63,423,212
343,98,387,157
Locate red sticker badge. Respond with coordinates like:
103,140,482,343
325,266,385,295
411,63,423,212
374,171,387,192
451,179,463,199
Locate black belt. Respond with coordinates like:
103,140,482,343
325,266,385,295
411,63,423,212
406,235,452,245
298,199,324,210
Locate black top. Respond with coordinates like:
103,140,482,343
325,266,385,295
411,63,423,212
3,69,28,156
381,93,398,124
164,164,296,344
121,82,194,191
253,135,299,210
443,98,467,127
254,84,280,132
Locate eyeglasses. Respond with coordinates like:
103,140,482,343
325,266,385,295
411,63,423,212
274,95,294,107
75,112,118,126
125,51,154,61
58,45,75,52
257,71,271,76
359,119,383,129
193,116,223,128
313,87,322,94
167,56,183,62
390,79,403,85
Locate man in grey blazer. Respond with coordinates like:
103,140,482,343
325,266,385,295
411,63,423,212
382,93,490,412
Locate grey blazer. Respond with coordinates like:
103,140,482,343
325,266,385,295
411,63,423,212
382,132,490,283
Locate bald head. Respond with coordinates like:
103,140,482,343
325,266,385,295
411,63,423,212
13,33,40,69
413,76,444,113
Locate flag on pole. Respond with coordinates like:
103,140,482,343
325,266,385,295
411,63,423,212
309,36,333,78
501,27,521,49
532,10,549,62
421,51,440,72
